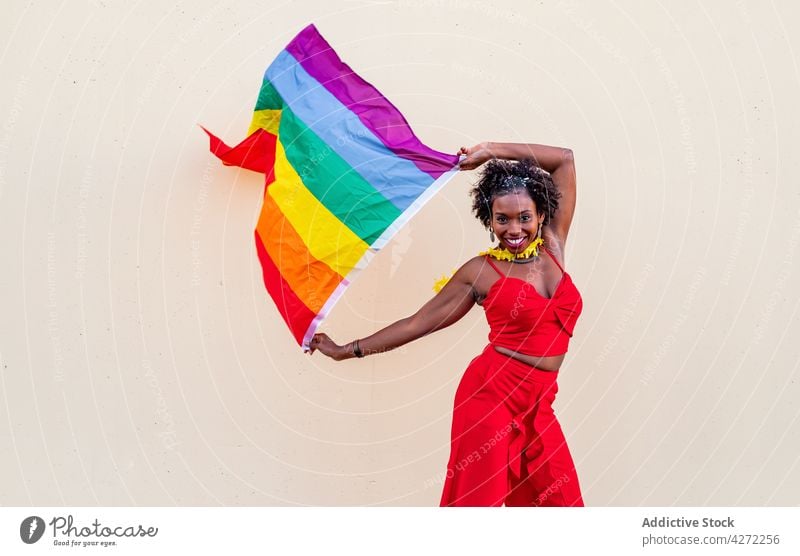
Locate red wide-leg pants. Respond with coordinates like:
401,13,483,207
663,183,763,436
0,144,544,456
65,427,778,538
439,344,583,507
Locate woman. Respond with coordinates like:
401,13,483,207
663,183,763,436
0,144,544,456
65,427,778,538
309,141,583,507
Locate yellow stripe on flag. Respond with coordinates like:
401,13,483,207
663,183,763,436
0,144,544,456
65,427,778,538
268,140,368,276
255,193,344,314
248,109,282,136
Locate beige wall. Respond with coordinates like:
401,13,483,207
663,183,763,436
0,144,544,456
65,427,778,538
1,0,798,506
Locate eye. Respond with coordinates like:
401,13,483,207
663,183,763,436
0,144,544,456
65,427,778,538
496,216,507,224
521,214,532,222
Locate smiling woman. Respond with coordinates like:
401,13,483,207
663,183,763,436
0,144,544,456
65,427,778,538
309,141,584,507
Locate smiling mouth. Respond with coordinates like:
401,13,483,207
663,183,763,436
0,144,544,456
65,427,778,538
505,236,526,247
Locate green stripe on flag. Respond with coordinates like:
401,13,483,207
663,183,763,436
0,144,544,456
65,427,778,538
279,106,401,244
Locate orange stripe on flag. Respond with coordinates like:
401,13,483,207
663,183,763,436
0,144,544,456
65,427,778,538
254,230,315,345
256,191,343,314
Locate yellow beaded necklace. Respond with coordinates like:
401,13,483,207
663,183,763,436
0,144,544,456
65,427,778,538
432,237,544,293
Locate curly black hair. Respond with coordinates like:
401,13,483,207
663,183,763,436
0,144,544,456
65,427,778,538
470,159,561,228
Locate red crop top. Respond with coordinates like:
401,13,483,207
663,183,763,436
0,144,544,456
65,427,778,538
482,248,583,357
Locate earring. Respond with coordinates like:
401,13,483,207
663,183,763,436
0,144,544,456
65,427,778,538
489,228,496,242
537,222,542,240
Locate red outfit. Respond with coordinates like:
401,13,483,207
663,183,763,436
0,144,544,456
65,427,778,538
439,248,584,507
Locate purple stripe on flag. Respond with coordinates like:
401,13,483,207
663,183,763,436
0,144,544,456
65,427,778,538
284,24,458,179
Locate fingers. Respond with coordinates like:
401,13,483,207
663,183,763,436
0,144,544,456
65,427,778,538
456,144,485,171
309,333,328,356
457,152,472,170
458,159,476,171
308,334,321,355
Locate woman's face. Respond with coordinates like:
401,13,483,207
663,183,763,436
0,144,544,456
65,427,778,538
491,189,544,253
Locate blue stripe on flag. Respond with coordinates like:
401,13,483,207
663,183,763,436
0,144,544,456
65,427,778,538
266,49,435,212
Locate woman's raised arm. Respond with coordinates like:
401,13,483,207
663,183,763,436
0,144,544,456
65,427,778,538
308,259,480,361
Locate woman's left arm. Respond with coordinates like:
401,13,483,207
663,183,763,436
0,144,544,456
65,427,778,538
459,141,577,243
308,259,479,361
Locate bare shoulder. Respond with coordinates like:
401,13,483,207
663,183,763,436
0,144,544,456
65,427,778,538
442,255,482,285
460,255,491,282
459,255,501,303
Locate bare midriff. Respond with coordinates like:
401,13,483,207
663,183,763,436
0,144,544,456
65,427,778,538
493,346,564,372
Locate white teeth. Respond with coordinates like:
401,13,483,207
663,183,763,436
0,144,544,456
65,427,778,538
507,237,524,245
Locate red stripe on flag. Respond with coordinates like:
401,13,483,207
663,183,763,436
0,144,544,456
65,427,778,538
201,125,277,175
254,229,315,346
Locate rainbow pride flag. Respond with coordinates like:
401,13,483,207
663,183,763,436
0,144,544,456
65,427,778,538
203,24,459,350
